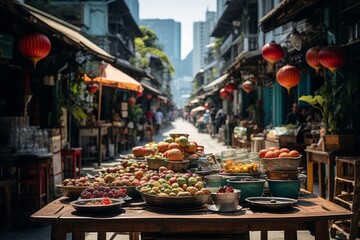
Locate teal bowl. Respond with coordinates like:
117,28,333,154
267,179,301,199
227,178,266,203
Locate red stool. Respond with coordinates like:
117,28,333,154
61,148,82,179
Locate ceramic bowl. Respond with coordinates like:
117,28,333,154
267,179,301,199
227,178,266,203
210,189,241,212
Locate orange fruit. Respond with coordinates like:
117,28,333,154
268,147,278,151
258,149,268,158
265,151,277,158
289,150,300,157
279,148,290,153
274,150,282,157
279,152,290,158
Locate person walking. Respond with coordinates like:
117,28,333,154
154,108,163,134
285,103,300,125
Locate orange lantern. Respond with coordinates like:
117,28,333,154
219,88,230,99
306,46,322,74
18,32,51,68
318,45,346,74
87,84,99,93
136,91,143,98
242,80,254,94
276,64,301,94
128,97,136,106
262,41,284,64
224,82,236,93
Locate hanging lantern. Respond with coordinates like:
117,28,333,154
242,80,254,94
146,93,153,100
87,84,99,93
306,46,322,74
276,64,301,94
18,32,51,68
261,41,284,64
128,97,136,106
318,45,346,74
224,82,236,93
219,88,230,99
136,91,143,98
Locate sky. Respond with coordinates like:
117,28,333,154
139,0,217,60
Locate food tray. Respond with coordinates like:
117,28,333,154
70,198,124,213
136,187,210,208
245,197,297,210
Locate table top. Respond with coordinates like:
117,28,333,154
31,190,351,227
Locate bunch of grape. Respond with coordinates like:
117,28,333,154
81,185,127,199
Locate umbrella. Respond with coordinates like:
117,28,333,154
190,106,206,113
84,63,143,121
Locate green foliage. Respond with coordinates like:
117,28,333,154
299,76,358,134
128,104,143,124
132,26,175,75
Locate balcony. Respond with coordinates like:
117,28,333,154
219,35,233,56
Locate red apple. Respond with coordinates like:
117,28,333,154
168,177,178,185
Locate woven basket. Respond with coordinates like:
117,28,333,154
146,157,166,170
266,170,299,180
261,156,301,172
165,160,190,172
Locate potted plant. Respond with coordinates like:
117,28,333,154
299,76,358,151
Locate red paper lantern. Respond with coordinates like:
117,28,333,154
262,41,284,64
219,88,230,99
242,80,254,94
146,94,153,100
18,32,51,68
306,46,322,74
224,82,236,93
276,64,301,94
128,97,136,106
87,84,99,93
318,45,346,73
136,91,143,97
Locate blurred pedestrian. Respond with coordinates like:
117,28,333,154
154,108,163,134
285,103,300,125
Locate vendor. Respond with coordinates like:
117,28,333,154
285,103,300,125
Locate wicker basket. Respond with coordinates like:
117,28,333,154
165,160,190,172
146,157,166,170
266,170,299,180
56,185,86,199
261,156,301,172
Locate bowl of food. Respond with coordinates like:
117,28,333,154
136,184,211,208
227,178,266,203
204,174,235,188
56,185,88,199
146,156,166,170
210,186,241,212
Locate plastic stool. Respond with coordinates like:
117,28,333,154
61,148,82,178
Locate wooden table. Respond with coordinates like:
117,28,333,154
31,191,351,240
305,149,337,201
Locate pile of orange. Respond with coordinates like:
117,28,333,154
258,147,300,159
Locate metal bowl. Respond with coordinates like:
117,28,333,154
136,186,210,208
211,189,241,212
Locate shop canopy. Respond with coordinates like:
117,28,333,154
84,63,143,92
203,73,228,92
190,106,206,113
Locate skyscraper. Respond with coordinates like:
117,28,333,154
193,10,216,76
140,19,181,66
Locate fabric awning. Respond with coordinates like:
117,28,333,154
190,106,206,113
84,63,143,92
12,1,115,62
140,81,162,95
203,73,228,92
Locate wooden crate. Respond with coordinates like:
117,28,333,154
323,135,355,152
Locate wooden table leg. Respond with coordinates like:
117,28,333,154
318,162,326,199
97,232,106,240
129,232,140,240
306,152,314,193
51,223,67,240
260,231,267,240
284,230,297,240
314,221,330,240
328,155,335,202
